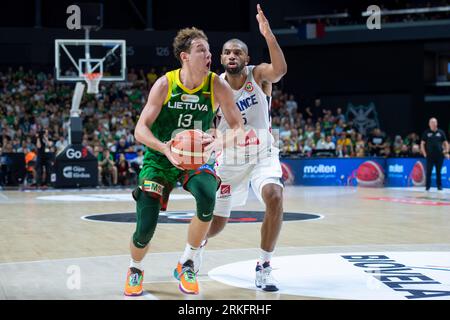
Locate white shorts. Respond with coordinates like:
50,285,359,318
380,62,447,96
214,153,284,218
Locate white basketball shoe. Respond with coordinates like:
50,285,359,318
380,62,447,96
255,261,279,292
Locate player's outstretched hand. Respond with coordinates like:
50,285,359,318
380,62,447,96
163,139,184,170
256,4,273,39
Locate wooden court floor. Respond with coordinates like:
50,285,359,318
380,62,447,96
0,186,449,300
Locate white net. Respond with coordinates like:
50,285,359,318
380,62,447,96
83,73,102,94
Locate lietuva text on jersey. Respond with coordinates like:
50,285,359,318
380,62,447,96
236,94,258,112
168,101,209,112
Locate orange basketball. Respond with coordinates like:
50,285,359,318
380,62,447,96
171,129,209,170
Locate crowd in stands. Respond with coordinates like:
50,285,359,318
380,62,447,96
0,67,429,187
269,89,425,159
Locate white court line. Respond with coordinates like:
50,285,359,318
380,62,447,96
2,243,450,266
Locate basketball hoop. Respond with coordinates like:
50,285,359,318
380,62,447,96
83,72,102,94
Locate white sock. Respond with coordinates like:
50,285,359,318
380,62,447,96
129,259,143,271
258,249,273,265
180,243,199,265
200,239,208,248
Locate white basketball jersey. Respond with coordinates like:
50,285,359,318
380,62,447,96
216,66,277,160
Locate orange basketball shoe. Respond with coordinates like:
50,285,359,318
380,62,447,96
174,260,199,295
124,267,144,296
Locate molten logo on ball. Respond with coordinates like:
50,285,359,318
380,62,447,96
171,129,209,170
355,160,385,187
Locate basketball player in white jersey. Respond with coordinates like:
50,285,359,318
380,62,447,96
196,4,287,291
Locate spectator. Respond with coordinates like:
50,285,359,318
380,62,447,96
410,143,422,157
285,94,298,117
380,144,392,158
116,153,134,186
368,128,387,156
98,148,118,186
281,136,299,154
344,120,357,135
355,146,365,157
130,149,144,175
322,113,333,135
279,123,291,140
335,144,345,158
146,68,158,86
312,129,323,145
393,135,403,155
114,137,133,154
55,135,68,155
271,96,283,113
305,98,324,121
138,69,146,84
127,68,138,82
272,85,282,100
303,138,315,157
304,125,314,140
271,116,281,131
24,147,37,186
315,136,327,150
405,132,420,147
304,106,313,120
397,144,410,157
335,107,346,123
337,132,353,156
317,135,335,150
335,119,345,135
35,129,52,187
132,141,146,153
354,133,365,153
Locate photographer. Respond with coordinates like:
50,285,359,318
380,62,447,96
35,129,52,187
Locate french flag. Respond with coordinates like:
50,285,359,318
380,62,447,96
297,22,326,40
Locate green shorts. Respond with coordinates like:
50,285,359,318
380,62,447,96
137,156,220,211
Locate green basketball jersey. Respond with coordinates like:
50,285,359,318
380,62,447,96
143,68,217,167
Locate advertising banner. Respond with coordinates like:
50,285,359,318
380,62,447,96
387,158,449,188
281,158,386,187
53,145,98,188
280,158,449,188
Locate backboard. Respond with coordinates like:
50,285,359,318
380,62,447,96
54,39,126,82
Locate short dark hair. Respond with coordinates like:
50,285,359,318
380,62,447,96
222,38,248,55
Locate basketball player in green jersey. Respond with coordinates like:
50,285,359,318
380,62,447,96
124,27,244,296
